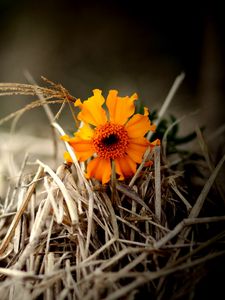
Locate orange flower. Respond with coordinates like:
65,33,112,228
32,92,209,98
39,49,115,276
62,89,159,184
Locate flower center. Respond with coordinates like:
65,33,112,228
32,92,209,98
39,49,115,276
102,134,119,146
92,122,129,159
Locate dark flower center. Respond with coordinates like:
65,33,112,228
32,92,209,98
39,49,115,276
92,122,129,159
102,134,119,146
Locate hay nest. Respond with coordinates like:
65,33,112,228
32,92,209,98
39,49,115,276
0,75,225,300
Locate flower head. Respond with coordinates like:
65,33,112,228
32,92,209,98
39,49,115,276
62,89,159,184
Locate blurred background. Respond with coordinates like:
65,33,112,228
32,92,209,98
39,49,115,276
0,0,224,136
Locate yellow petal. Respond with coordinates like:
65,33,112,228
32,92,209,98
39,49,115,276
69,138,94,161
86,157,111,184
64,151,73,163
150,138,160,147
106,90,138,125
144,107,149,116
75,89,107,126
75,123,94,140
74,98,82,107
115,155,137,180
125,114,151,138
113,158,124,180
126,137,150,163
61,134,71,142
149,124,156,132
61,135,79,144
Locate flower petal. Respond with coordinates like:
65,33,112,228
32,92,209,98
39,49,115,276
64,151,73,163
144,160,154,167
75,89,107,126
150,138,161,147
126,137,150,163
115,155,137,180
61,134,71,142
61,134,93,159
86,157,111,184
106,90,138,125
144,107,149,116
125,114,151,138
69,137,94,161
75,123,94,140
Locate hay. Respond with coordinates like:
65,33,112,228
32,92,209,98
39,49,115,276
0,75,225,299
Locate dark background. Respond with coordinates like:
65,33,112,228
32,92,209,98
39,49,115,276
0,0,224,135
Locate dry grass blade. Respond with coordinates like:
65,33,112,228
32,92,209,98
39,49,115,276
0,78,76,126
24,70,56,123
37,160,79,225
147,72,185,140
169,178,192,211
154,146,161,223
196,126,225,202
189,152,225,218
154,216,225,249
0,165,44,256
0,99,64,126
0,268,37,279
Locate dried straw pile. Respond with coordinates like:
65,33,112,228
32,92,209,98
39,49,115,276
0,75,225,300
